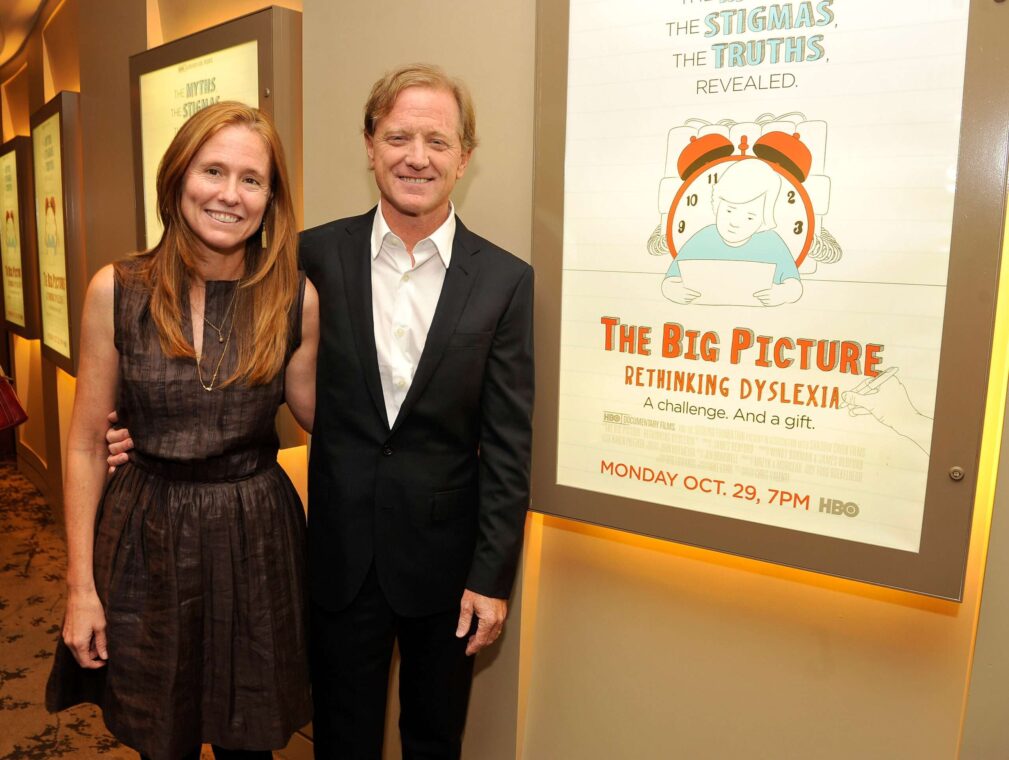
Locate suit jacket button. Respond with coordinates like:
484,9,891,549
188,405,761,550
382,446,393,456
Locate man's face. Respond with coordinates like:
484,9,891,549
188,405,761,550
715,195,764,246
365,86,471,229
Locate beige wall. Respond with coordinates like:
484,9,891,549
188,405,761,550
78,0,147,278
957,195,1009,759
522,512,992,759
151,0,301,44
301,1,536,259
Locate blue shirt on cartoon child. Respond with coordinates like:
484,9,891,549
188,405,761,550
665,224,799,284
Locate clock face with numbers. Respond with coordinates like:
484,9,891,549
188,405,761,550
665,155,814,267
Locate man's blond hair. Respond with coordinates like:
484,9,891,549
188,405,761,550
363,63,478,152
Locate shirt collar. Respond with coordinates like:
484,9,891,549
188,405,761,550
370,200,456,269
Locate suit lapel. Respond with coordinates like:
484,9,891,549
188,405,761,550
390,218,479,434
340,209,391,429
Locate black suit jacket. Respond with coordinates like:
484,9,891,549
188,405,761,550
300,209,534,616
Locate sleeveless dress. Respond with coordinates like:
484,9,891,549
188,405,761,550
46,262,312,760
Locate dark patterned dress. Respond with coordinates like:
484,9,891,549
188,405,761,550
46,262,312,759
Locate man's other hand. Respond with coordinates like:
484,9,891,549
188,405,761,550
456,589,507,656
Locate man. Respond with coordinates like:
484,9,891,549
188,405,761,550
302,64,532,759
109,63,532,759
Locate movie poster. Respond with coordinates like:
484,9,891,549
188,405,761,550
0,149,24,327
138,40,259,246
33,113,70,359
558,1,969,552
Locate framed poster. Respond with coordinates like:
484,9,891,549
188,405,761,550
31,92,82,374
130,6,303,249
0,136,40,338
532,0,1008,599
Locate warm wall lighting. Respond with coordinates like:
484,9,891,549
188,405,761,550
1,63,30,139
152,0,303,44
957,178,1009,727
12,335,45,466
41,0,80,101
277,444,308,511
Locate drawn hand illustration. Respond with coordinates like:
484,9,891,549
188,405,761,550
841,367,932,455
660,277,701,304
753,278,802,306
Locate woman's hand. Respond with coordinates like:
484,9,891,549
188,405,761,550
63,587,108,668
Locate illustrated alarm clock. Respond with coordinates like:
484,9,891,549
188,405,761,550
664,131,815,267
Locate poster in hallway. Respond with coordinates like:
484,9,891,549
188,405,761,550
558,0,970,553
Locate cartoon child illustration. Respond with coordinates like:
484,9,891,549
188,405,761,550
3,211,15,252
44,197,58,256
661,159,802,307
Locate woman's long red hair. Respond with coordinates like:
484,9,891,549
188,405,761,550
118,101,299,387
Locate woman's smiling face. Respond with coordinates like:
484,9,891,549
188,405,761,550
180,125,272,259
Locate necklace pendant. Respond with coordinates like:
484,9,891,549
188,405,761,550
218,334,224,343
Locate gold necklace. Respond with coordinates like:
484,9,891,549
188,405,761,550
202,280,241,343
196,285,240,392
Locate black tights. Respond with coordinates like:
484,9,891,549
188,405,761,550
140,748,272,760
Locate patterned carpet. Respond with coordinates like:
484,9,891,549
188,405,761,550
0,459,137,759
0,459,224,760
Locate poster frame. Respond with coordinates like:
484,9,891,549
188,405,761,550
530,0,1008,600
0,136,40,338
30,91,82,375
128,6,303,251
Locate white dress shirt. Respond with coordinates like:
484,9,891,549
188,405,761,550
371,201,457,426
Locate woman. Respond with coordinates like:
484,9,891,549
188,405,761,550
46,101,318,760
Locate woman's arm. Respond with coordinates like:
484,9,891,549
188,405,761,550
284,278,319,433
62,264,119,668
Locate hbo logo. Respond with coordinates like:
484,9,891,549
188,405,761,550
819,498,860,518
